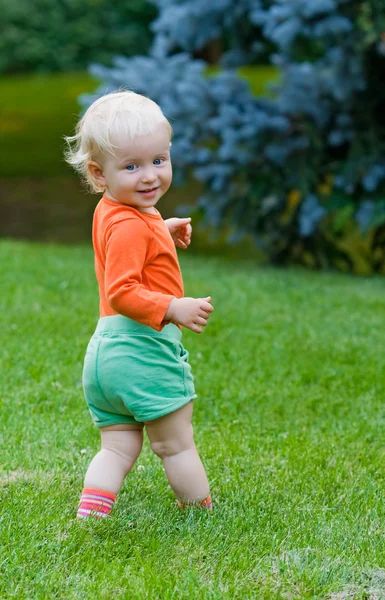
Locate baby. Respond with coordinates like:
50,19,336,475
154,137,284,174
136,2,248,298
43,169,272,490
65,91,214,518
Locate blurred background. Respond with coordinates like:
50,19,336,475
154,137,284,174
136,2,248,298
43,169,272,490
1,0,385,274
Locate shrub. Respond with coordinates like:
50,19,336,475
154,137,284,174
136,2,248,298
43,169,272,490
84,0,385,274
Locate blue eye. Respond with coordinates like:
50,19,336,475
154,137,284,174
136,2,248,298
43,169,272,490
153,158,163,165
126,164,136,171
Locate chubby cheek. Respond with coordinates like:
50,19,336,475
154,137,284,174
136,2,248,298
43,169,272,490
162,165,173,189
117,172,138,192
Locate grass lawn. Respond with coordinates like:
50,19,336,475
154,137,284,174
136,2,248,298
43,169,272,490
1,239,384,599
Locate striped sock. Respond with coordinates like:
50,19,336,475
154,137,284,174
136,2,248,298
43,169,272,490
77,488,117,519
177,494,212,510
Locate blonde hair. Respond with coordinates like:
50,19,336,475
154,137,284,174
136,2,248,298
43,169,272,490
64,90,172,193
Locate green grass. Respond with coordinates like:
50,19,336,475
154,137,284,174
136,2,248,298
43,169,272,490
1,239,385,599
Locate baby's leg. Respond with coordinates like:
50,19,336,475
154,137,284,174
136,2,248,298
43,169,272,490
145,402,211,507
77,423,143,519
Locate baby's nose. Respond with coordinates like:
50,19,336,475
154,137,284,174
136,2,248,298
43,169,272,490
141,168,157,183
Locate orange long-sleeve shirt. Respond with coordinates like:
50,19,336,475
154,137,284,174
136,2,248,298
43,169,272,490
92,195,184,331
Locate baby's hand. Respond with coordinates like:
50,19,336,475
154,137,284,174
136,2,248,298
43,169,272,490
165,296,214,333
165,217,192,249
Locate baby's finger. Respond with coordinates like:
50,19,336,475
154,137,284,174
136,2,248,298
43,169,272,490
199,310,210,319
190,323,203,334
194,316,207,327
176,239,188,249
199,300,214,312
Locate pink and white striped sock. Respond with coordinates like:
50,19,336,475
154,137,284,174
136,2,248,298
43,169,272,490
77,488,117,519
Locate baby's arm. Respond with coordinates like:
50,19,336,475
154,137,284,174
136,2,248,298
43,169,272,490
165,296,214,334
164,217,214,332
105,218,175,331
165,217,192,249
105,217,212,333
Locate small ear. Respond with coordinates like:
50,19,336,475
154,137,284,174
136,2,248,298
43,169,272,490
87,161,106,187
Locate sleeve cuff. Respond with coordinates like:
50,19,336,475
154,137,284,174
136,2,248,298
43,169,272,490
148,295,176,331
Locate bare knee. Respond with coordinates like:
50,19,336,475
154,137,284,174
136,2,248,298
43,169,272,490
150,426,195,459
145,403,195,460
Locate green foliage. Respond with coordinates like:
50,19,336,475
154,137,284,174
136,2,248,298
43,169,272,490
1,240,385,597
0,0,156,74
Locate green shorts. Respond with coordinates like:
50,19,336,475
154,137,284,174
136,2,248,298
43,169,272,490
82,315,196,427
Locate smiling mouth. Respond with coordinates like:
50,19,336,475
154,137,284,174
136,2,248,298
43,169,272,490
138,186,158,193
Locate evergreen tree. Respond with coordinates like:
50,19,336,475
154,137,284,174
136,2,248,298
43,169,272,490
85,0,385,273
